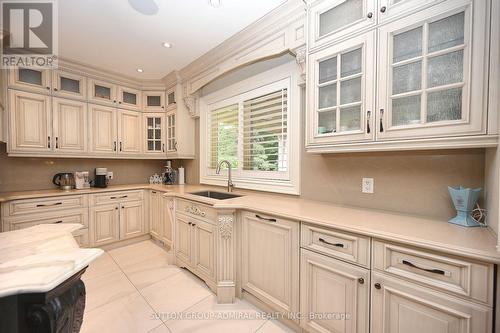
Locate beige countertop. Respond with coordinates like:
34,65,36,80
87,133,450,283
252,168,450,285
1,184,499,263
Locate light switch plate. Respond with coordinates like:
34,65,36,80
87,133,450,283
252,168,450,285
362,178,374,194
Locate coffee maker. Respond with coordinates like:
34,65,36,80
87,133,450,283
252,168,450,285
94,168,108,188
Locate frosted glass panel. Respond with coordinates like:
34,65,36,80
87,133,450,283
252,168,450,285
427,88,462,122
427,50,463,88
148,129,154,140
319,83,337,109
148,141,154,150
392,61,422,94
60,77,80,93
339,105,361,132
319,0,363,37
318,111,336,134
319,57,337,84
340,77,361,105
392,95,421,126
123,91,137,105
393,27,422,63
341,48,362,77
155,141,162,151
147,95,161,107
428,12,464,53
19,69,42,86
147,118,153,127
95,85,111,99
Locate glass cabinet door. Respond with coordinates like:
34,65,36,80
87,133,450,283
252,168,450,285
8,68,51,94
308,0,376,50
118,86,141,111
142,91,165,111
144,114,165,154
378,0,445,24
52,70,87,100
377,2,488,140
166,112,177,152
167,90,176,110
88,79,117,106
307,30,375,146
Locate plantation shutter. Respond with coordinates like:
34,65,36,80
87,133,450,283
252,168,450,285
208,103,239,169
242,89,288,172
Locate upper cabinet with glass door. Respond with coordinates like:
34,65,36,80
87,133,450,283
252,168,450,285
88,79,117,106
307,31,376,146
143,91,166,112
308,0,376,50
166,88,176,111
8,68,51,94
378,0,446,24
377,0,489,141
52,70,87,100
117,86,142,111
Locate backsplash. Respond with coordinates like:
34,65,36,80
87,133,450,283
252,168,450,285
0,143,165,192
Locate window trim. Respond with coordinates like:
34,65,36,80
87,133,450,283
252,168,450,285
199,61,301,195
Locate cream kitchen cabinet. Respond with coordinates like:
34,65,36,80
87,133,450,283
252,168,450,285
144,113,166,155
119,200,145,240
8,90,52,153
166,87,176,111
307,0,376,51
241,211,300,317
371,272,492,333
90,203,120,246
143,90,166,112
150,190,162,239
8,68,51,94
52,70,87,100
306,0,495,153
88,78,118,106
166,111,176,153
118,110,143,155
300,249,370,333
175,214,192,264
161,194,174,247
52,97,88,154
117,86,141,111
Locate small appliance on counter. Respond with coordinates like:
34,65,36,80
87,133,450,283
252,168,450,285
52,172,75,191
94,168,109,188
75,171,91,189
163,161,178,185
448,186,485,227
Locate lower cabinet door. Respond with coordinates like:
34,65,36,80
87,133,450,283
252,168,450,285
150,191,161,238
300,249,370,333
192,219,216,280
119,200,144,239
161,196,174,246
175,215,192,264
90,204,119,246
371,272,492,333
241,211,299,317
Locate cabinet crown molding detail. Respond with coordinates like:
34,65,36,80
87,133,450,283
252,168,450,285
183,95,199,119
218,215,234,240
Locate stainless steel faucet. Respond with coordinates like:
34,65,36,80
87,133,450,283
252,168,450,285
216,160,234,192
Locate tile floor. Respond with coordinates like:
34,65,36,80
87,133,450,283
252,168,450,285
81,240,294,333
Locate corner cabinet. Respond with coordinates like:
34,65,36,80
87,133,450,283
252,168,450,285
306,0,496,153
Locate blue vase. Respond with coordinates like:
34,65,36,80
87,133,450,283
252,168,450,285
448,186,482,227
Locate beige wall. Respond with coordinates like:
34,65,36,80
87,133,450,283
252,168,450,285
0,143,165,192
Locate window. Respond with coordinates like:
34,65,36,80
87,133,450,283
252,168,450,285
200,62,300,194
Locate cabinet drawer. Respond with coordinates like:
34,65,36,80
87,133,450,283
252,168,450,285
91,190,144,205
372,240,494,305
5,195,88,217
4,209,89,231
301,223,370,268
176,199,217,223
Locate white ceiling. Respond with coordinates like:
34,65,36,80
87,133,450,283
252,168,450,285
58,0,287,80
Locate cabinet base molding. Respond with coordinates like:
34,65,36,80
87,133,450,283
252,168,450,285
175,257,217,294
98,234,151,251
306,134,498,154
216,282,236,304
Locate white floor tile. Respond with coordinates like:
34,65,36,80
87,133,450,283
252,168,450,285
121,254,182,289
141,270,212,315
80,292,161,333
256,320,296,333
148,324,172,333
109,240,167,268
165,295,268,333
83,270,137,312
83,252,120,280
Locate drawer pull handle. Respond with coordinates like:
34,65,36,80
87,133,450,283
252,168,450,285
36,202,63,207
255,214,276,223
53,220,63,224
110,195,128,199
319,238,344,248
402,260,446,276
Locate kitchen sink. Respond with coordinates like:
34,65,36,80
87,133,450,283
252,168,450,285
189,191,242,200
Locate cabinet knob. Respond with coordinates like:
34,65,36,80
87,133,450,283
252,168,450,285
188,222,192,225
54,88,58,91
115,207,118,210
374,283,381,289
367,12,373,18
46,86,50,90
358,278,365,284
380,6,386,13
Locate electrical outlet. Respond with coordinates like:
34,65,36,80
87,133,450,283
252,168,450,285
362,178,374,194
106,171,113,180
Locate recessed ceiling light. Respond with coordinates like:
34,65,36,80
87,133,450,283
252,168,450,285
208,0,221,8
162,42,172,48
136,68,144,73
